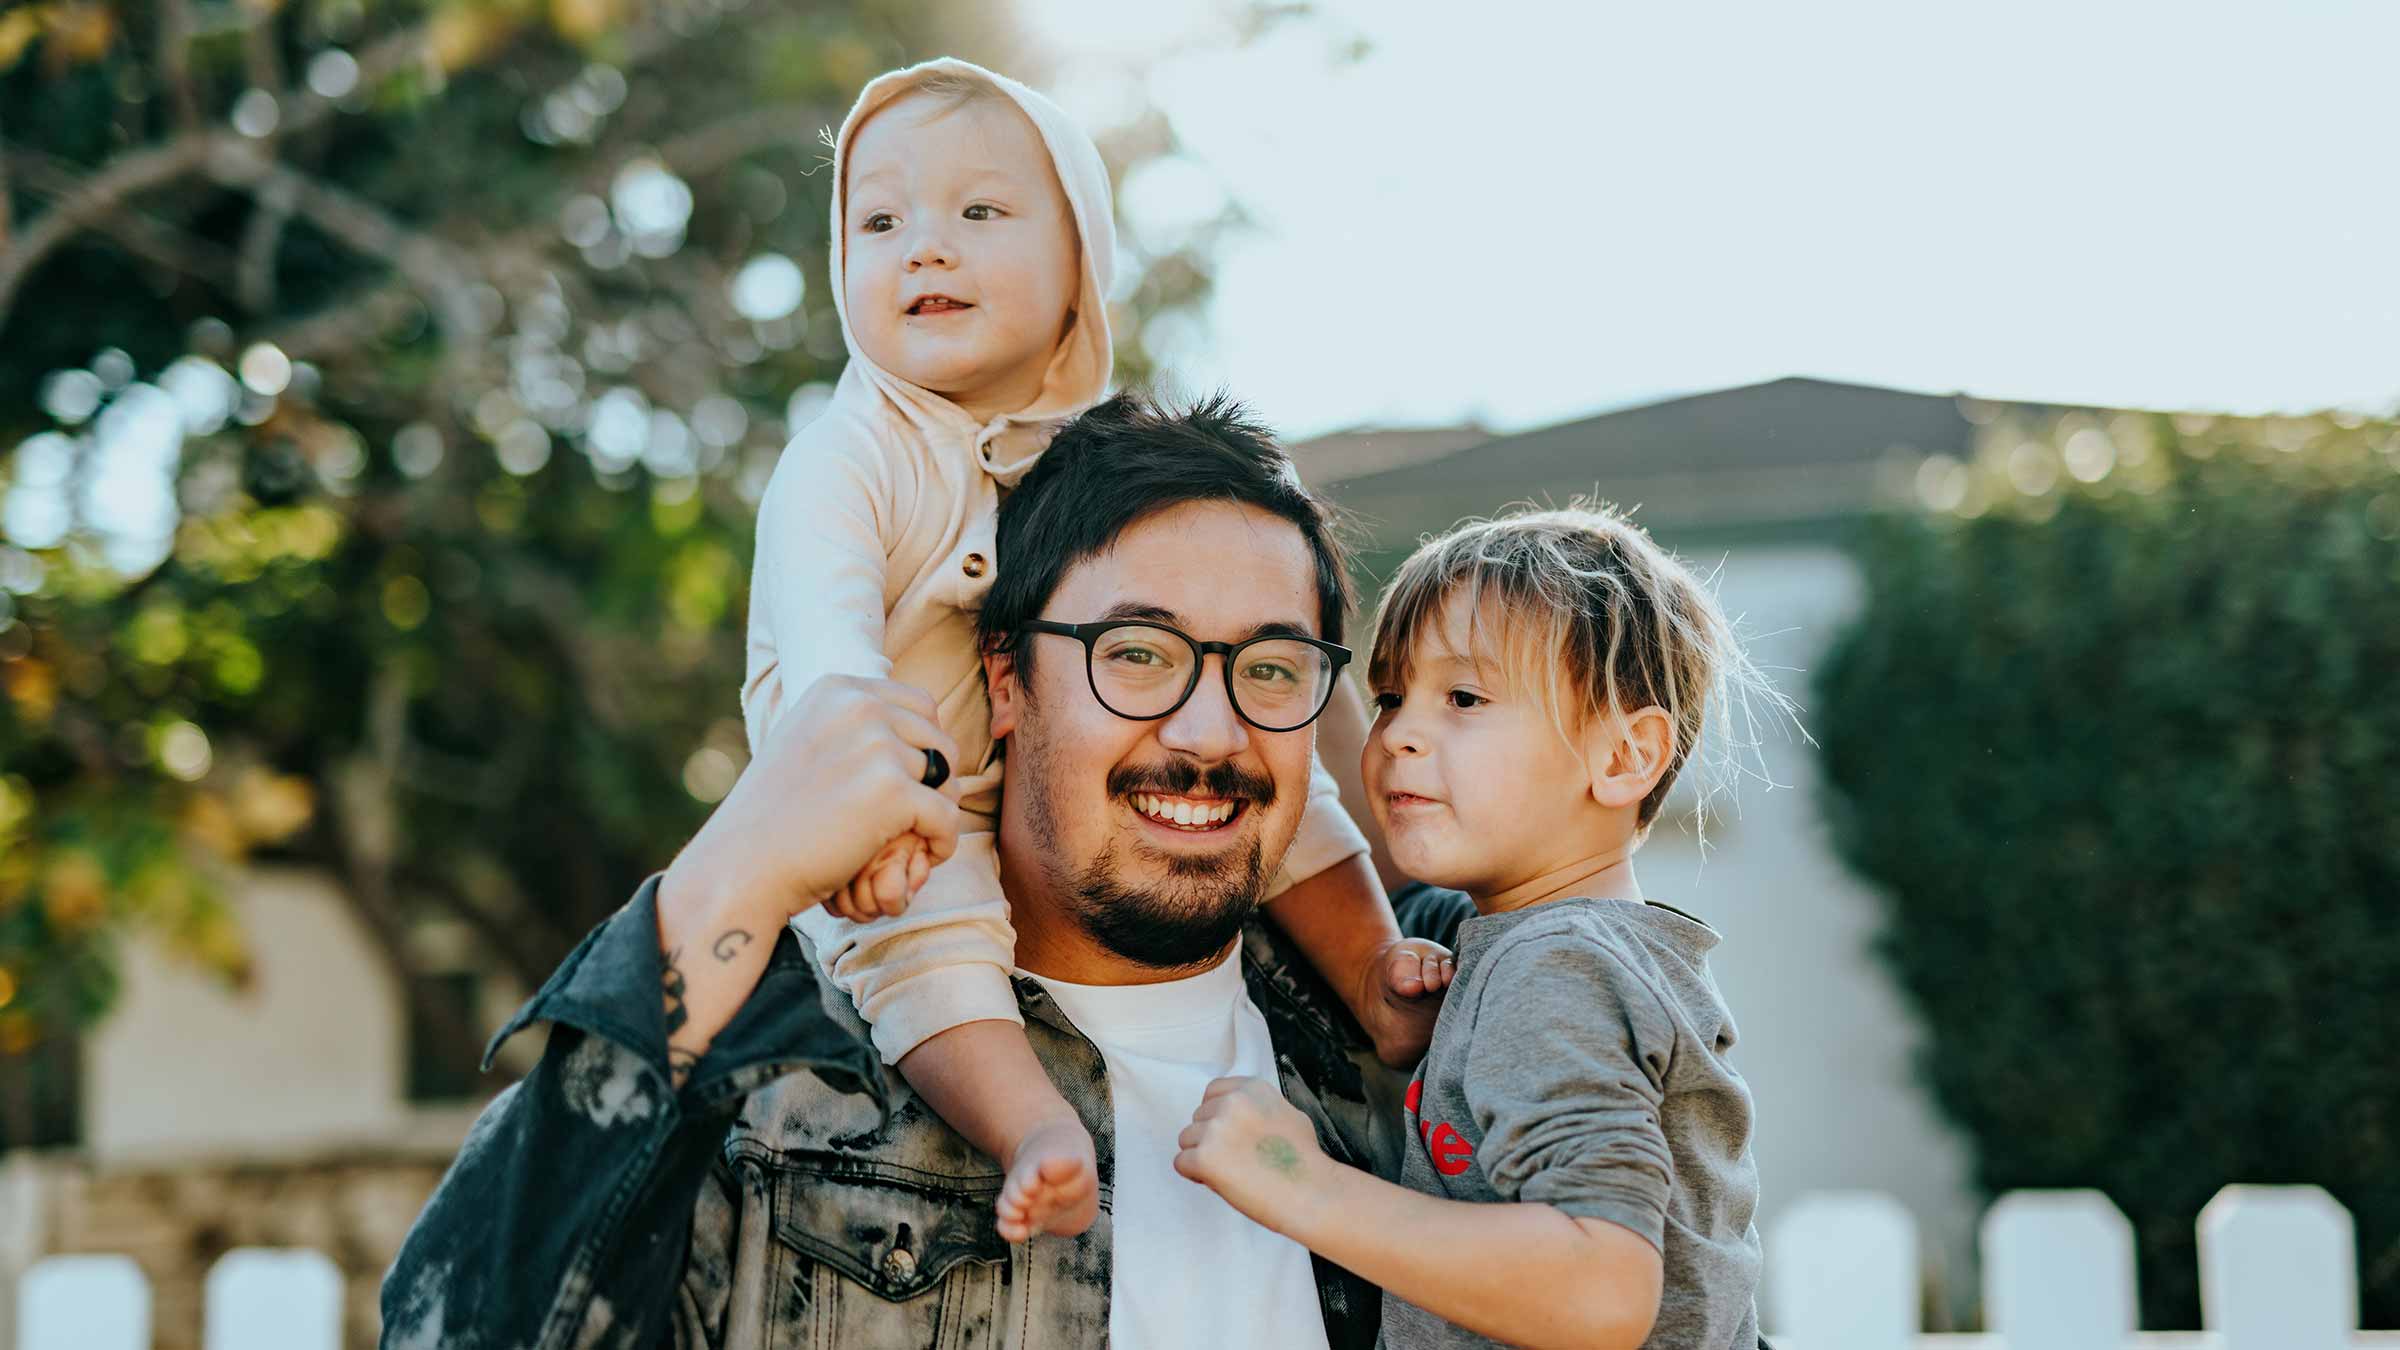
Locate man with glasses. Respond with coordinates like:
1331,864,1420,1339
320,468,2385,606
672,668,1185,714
382,392,1455,1350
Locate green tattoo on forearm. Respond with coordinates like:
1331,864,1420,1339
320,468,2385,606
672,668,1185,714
1257,1135,1302,1177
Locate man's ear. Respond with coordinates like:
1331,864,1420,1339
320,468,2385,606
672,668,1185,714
985,641,1023,739
1585,706,1675,811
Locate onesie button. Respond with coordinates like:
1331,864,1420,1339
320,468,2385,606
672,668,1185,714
962,552,988,579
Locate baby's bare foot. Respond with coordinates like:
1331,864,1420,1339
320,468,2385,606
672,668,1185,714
994,1117,1099,1243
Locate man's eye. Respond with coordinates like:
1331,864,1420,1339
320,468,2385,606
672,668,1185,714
1242,661,1298,685
1105,646,1165,666
863,213,896,232
963,203,1001,220
1446,690,1485,710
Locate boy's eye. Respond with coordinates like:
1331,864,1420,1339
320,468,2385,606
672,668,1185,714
962,203,1002,221
1370,692,1402,713
863,213,897,232
1446,689,1485,710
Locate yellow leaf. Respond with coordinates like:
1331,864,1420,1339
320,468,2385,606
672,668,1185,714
47,2,117,67
41,850,108,933
4,658,57,726
549,0,626,44
231,769,315,845
181,792,246,859
0,9,50,71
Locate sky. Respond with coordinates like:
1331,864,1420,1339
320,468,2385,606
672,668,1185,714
1024,0,2400,439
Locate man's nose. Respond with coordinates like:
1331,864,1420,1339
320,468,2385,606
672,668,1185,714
1154,657,1251,762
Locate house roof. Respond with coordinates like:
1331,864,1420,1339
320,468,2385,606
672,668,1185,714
1290,424,1493,487
1313,376,2077,551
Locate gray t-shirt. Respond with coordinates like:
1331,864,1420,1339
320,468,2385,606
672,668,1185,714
1378,897,1762,1350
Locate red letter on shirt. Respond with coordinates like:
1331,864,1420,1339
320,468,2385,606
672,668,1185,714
1426,1123,1474,1176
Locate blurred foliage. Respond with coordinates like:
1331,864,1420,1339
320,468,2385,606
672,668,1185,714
1816,408,2400,1325
0,0,1243,1088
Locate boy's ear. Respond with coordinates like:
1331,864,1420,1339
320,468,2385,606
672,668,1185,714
1584,706,1675,811
985,642,1023,739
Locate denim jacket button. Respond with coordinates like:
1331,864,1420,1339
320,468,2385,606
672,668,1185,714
882,1246,917,1283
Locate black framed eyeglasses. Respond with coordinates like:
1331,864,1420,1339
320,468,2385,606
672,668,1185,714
1014,619,1352,733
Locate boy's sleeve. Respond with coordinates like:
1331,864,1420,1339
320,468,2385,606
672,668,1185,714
1461,932,1679,1252
1263,750,1372,898
741,425,898,753
793,831,1022,1064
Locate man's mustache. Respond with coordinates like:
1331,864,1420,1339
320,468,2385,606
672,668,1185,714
1105,758,1278,806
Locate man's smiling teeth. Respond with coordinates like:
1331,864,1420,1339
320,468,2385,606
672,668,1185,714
1132,793,1238,827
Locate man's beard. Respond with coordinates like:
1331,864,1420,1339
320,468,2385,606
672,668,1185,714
1019,713,1281,972
1061,838,1267,972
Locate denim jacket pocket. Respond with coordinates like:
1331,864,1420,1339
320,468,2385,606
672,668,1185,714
768,1151,1015,1349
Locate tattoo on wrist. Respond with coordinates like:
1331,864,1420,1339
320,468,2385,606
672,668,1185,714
1257,1136,1303,1178
661,945,689,1038
711,929,753,962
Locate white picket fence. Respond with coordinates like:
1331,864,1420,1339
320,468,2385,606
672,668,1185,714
7,1185,2396,1348
1771,1185,2400,1350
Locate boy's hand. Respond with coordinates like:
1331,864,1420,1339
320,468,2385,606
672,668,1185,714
1361,936,1455,1069
668,676,961,926
1174,1077,1335,1238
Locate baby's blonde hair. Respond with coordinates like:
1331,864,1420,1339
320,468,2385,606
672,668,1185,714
1366,503,1789,841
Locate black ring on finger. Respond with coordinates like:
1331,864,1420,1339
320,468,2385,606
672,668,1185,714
921,747,950,789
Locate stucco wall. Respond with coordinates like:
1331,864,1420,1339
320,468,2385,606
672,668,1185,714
82,866,410,1164
1634,542,1981,1322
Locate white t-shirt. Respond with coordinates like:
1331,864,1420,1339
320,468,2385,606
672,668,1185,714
1027,949,1335,1350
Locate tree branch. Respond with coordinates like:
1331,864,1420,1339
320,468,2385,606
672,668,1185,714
205,144,485,345
7,144,238,288
269,100,831,365
159,0,203,130
235,174,296,314
0,133,216,322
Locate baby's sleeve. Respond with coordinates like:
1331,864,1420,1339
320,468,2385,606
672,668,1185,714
1462,933,1678,1252
741,426,899,754
1263,751,1372,898
792,831,1021,1065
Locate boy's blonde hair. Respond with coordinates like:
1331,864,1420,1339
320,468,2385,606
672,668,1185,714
1366,503,1787,839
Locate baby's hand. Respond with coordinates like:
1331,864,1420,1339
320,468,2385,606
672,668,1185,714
1364,937,1454,1069
825,832,932,923
1173,1076,1333,1237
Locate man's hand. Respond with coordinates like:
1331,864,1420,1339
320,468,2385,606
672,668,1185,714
655,676,962,1086
670,675,963,926
1173,1076,1336,1238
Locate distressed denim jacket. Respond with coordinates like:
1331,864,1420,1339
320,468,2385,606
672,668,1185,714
380,874,1412,1349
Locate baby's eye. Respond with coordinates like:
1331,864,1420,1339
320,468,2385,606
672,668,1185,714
862,213,897,233
963,203,1002,221
1446,689,1486,710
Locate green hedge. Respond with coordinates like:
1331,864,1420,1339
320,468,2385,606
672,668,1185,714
1814,410,2400,1327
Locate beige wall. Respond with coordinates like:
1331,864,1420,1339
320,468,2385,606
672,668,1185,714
1633,543,1982,1323
82,866,411,1164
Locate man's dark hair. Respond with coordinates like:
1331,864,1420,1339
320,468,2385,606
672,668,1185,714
976,390,1355,676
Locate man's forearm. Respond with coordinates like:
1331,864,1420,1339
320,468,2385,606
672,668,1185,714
657,846,787,1087
1290,1166,1662,1350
